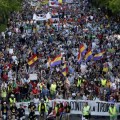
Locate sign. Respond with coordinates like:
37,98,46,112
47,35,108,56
29,74,37,80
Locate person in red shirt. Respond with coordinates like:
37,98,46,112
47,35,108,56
2,72,8,81
31,87,39,96
59,103,64,114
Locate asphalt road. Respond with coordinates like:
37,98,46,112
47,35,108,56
70,115,110,120
70,115,120,120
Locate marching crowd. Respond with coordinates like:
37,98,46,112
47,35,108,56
0,0,120,119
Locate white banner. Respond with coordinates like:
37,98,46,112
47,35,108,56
29,74,37,80
16,99,120,116
33,12,51,21
51,99,120,116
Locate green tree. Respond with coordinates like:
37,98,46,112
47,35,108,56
0,0,21,23
108,0,120,13
92,0,120,13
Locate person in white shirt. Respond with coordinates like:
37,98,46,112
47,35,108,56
8,69,13,80
111,82,117,90
33,95,40,107
1,81,7,90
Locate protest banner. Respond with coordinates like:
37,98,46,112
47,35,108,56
33,13,51,21
16,99,120,116
51,99,120,116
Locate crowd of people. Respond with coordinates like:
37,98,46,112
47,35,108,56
0,0,120,119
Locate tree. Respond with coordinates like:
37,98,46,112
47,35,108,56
0,0,21,23
108,0,120,13
92,0,120,13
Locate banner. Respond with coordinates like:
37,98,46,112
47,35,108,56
51,99,120,116
33,12,51,21
16,99,120,116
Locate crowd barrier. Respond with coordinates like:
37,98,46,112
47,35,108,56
16,99,120,116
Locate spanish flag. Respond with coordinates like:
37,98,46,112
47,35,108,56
85,50,92,62
28,54,38,66
79,44,86,55
50,54,62,67
93,51,105,61
62,63,68,77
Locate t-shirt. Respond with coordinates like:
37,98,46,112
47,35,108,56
18,108,25,117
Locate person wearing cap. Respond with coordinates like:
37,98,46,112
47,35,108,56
1,102,8,120
17,104,25,120
108,103,118,120
82,102,91,120
38,99,48,120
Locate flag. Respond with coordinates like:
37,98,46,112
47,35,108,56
28,54,38,66
93,51,105,61
62,63,68,77
85,50,92,62
50,54,62,67
77,52,82,63
49,0,62,6
79,44,86,55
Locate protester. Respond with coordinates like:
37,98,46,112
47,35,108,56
38,98,48,120
82,102,91,120
108,103,118,120
17,104,25,120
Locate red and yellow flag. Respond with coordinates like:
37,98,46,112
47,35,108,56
28,54,38,66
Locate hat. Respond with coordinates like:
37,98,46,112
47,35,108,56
79,75,82,78
41,98,44,101
11,94,14,97
3,102,6,104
